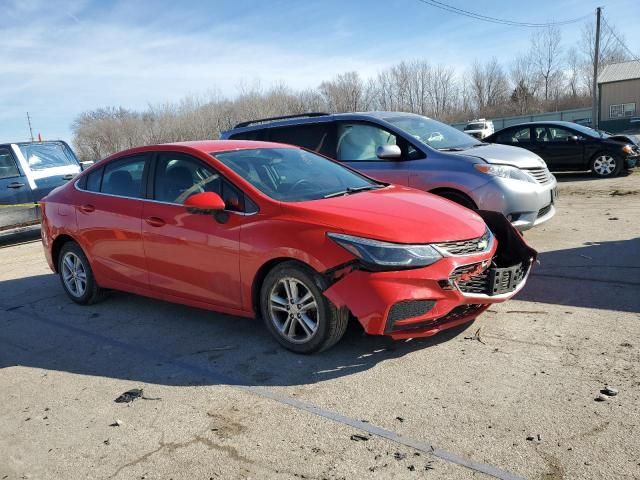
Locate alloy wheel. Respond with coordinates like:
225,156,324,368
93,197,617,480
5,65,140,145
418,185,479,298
593,155,616,176
269,277,319,344
61,251,87,298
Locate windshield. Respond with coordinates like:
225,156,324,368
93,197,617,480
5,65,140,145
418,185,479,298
385,115,482,150
18,142,78,171
213,148,380,202
568,123,607,138
464,123,485,130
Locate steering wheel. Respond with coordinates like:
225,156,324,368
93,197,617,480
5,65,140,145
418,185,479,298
289,179,314,192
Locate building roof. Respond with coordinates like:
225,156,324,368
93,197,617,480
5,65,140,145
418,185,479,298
598,60,640,84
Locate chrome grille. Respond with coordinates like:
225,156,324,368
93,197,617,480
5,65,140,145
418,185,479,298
524,167,553,185
433,229,492,256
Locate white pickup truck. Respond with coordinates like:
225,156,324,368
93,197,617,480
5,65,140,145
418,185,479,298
0,141,89,232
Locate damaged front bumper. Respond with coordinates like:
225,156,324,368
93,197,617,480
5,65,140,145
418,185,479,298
323,211,537,340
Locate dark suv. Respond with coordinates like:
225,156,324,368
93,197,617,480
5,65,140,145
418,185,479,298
221,112,557,231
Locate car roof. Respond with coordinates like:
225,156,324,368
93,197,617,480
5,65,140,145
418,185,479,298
223,111,426,135
0,140,69,148
499,121,584,129
161,139,296,153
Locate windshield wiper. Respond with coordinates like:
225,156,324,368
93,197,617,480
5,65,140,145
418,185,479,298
470,143,488,147
323,185,383,199
437,147,465,152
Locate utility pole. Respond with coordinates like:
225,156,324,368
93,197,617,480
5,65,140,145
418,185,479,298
26,112,34,141
591,7,601,129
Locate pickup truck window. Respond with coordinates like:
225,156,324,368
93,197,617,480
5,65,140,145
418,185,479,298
0,148,20,179
18,142,77,171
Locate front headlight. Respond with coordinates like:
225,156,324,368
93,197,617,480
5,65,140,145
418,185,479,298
327,233,442,269
474,164,536,183
622,145,633,154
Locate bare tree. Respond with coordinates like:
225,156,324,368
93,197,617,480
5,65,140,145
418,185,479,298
470,58,509,113
319,72,367,112
530,26,563,101
509,54,538,114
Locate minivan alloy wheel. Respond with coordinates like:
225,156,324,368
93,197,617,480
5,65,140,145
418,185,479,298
61,251,87,297
592,155,617,176
269,277,319,343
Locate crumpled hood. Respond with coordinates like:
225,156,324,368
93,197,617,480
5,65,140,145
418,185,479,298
458,143,547,169
285,185,487,243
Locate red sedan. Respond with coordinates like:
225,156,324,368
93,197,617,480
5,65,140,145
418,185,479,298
40,140,535,353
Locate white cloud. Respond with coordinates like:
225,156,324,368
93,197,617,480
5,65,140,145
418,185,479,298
0,1,394,142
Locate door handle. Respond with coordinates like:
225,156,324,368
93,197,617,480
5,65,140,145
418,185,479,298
145,216,166,227
62,174,75,181
7,182,25,189
80,204,95,213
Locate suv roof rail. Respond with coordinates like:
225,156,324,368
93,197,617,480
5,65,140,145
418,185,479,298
233,112,330,129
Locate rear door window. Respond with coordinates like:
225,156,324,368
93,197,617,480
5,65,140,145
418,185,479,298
101,155,147,198
0,148,20,179
497,127,530,143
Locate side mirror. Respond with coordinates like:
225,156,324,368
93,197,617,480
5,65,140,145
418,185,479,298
184,192,225,213
568,135,579,142
376,144,402,160
80,161,94,171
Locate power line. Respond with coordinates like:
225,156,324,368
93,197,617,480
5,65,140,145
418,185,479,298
416,0,591,28
601,17,640,62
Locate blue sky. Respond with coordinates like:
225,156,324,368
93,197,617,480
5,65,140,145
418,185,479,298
1,0,639,143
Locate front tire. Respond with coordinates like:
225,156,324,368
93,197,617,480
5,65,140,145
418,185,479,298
590,153,622,178
260,262,348,354
58,241,105,305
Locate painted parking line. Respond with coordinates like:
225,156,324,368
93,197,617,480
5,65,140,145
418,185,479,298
2,303,526,480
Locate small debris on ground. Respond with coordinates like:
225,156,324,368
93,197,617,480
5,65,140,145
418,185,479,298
103,439,110,445
393,452,407,460
601,386,618,396
109,420,123,427
350,434,370,442
395,416,404,422
407,465,415,471
608,217,619,221
464,327,485,344
594,394,608,402
115,388,161,403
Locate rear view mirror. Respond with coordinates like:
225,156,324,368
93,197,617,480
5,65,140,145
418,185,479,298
184,192,225,213
376,144,402,159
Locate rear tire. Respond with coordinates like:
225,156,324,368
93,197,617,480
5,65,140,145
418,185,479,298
260,262,348,354
434,190,477,210
58,241,105,305
590,153,622,178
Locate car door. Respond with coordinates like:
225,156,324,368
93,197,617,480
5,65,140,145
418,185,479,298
533,126,584,169
14,141,81,200
0,146,37,229
334,121,418,186
142,151,244,309
74,154,149,290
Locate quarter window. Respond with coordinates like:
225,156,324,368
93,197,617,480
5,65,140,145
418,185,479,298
101,155,146,198
85,167,103,192
0,148,20,179
153,153,246,212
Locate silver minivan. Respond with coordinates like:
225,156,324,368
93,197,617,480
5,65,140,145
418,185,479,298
222,111,557,231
